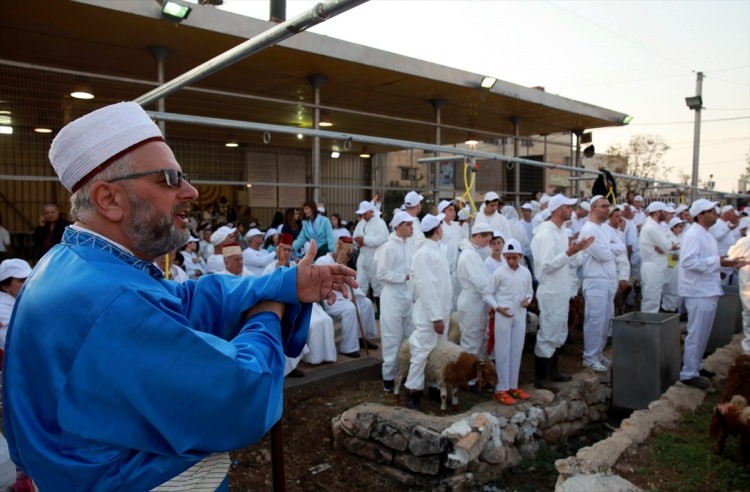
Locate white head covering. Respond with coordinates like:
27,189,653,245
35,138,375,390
211,225,237,245
404,191,424,207
689,199,718,217
548,194,577,213
471,223,493,235
502,238,523,254
437,200,454,214
49,102,164,191
484,191,501,203
391,210,415,227
646,201,668,214
355,200,376,215
0,259,32,282
420,213,444,232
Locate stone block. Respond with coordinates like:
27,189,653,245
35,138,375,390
661,385,706,413
372,421,409,451
500,422,519,445
575,432,634,473
569,400,587,420
393,451,441,475
340,435,393,464
410,424,446,456
543,401,569,428
479,440,506,464
471,459,505,484
557,473,642,492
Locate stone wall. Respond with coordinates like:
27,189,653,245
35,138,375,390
331,371,611,490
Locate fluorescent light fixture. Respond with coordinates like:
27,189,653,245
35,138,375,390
34,127,53,134
359,148,371,159
161,1,192,22
245,183,253,189
465,133,479,146
0,126,12,135
319,110,333,127
330,151,340,158
70,81,94,100
296,133,303,140
480,76,497,89
225,141,239,148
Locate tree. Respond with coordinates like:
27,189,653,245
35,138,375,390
606,134,671,196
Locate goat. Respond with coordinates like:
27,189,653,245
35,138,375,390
710,395,750,463
719,353,750,404
394,338,498,413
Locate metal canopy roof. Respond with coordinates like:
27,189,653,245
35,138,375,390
0,0,629,152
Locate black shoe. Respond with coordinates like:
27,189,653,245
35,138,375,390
549,351,572,382
359,338,379,350
341,350,361,359
383,379,395,393
700,368,716,378
681,376,710,389
286,368,305,378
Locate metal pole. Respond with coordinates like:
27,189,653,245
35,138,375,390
431,99,445,207
690,72,704,202
308,75,326,205
148,46,172,136
511,116,521,208
573,131,582,197
134,0,368,106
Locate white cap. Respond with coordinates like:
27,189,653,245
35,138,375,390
589,195,606,207
264,229,277,240
210,225,237,245
471,223,493,235
317,206,326,214
0,259,32,282
356,200,376,215
646,201,668,214
540,209,551,221
391,210,415,227
502,238,523,254
437,200,454,214
484,191,501,203
420,213,444,232
49,102,164,192
675,204,688,215
492,230,506,240
539,194,551,206
579,201,591,212
521,203,533,211
689,199,718,217
721,205,739,216
668,217,685,229
634,195,644,202
548,194,577,213
245,227,263,239
457,208,470,221
404,191,424,207
187,235,199,243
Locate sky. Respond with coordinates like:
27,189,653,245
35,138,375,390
213,0,749,194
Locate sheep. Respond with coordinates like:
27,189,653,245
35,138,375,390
719,353,750,404
710,394,750,463
393,337,498,413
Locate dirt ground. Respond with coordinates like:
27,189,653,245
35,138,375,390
228,328,604,491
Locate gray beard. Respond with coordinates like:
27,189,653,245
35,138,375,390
128,193,188,259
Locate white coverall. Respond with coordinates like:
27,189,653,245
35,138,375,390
376,232,416,381
441,220,463,311
728,232,750,353
491,262,533,392
639,217,672,313
456,239,497,357
579,221,625,365
678,223,722,380
353,215,389,296
710,218,740,284
531,220,576,358
661,228,683,312
315,254,377,354
474,210,512,239
405,239,452,392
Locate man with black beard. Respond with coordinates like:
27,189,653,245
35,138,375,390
2,102,357,491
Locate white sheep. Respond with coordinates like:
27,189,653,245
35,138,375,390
394,338,498,412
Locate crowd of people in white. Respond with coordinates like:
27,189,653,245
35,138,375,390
28,187,745,407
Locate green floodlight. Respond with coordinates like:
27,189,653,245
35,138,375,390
161,1,192,22
621,115,634,125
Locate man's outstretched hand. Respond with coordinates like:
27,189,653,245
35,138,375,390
296,240,358,305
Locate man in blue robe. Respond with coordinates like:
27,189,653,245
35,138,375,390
2,102,357,491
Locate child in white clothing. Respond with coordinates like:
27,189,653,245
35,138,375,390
490,239,534,405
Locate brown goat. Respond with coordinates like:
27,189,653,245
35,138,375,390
709,353,750,461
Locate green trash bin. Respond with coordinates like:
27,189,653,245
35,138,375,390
612,312,681,410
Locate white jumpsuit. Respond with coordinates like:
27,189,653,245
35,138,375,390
405,239,452,392
353,215,389,296
579,221,624,365
491,262,533,392
728,232,750,353
456,239,496,358
639,217,672,313
441,220,463,311
531,220,577,358
315,254,377,353
376,232,416,381
661,228,683,312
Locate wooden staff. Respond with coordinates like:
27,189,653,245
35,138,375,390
350,285,369,355
270,418,285,492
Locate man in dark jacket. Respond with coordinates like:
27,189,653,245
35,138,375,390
33,203,70,260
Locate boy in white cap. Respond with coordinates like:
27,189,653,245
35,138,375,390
0,258,32,344
678,199,745,388
489,239,533,405
2,102,357,491
375,210,416,392
578,196,626,372
403,190,425,244
438,199,463,310
353,199,389,319
403,213,452,410
531,194,593,389
639,201,676,312
456,222,497,379
661,217,686,313
474,191,511,239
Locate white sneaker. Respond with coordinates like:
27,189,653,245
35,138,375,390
583,359,607,372
599,356,612,368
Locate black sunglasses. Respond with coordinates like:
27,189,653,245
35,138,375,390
107,169,190,188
